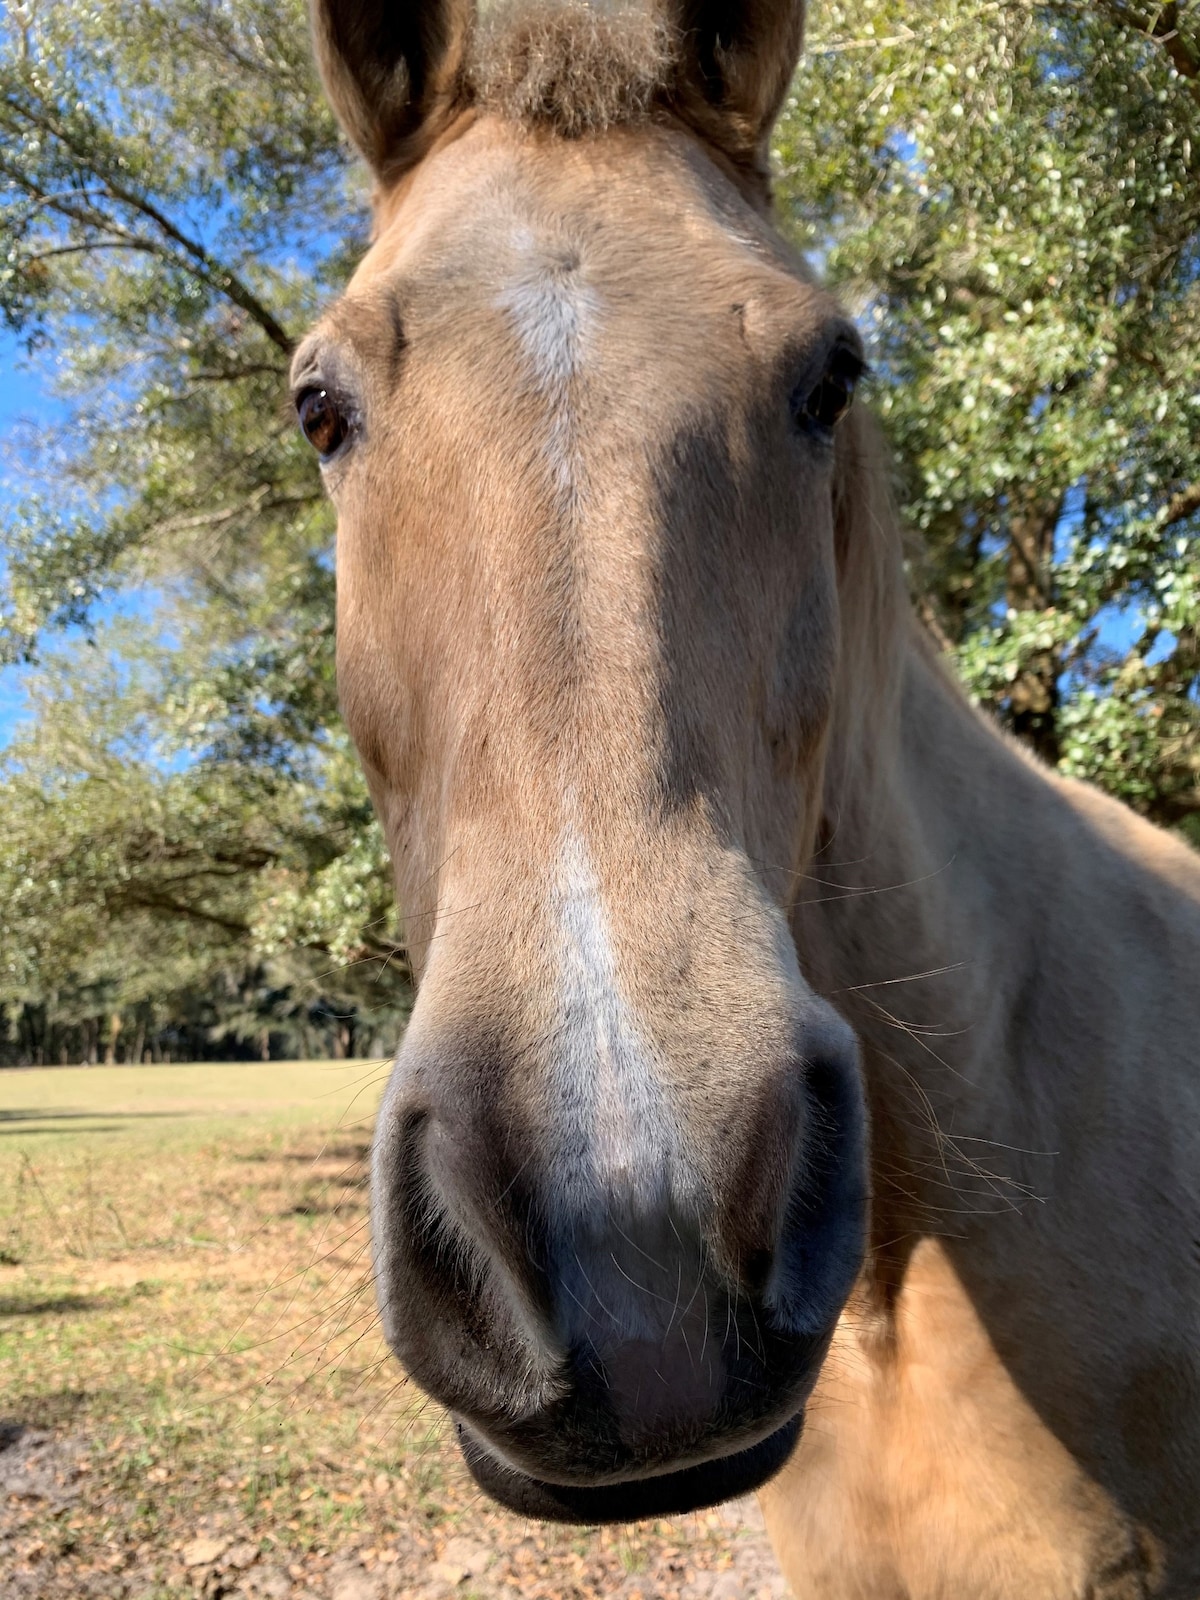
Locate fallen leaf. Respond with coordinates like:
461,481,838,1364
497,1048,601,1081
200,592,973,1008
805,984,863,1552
182,1536,229,1568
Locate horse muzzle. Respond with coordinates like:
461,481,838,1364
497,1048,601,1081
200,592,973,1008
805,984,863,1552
370,1003,868,1522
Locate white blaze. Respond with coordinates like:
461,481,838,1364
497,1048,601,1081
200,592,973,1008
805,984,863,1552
496,247,599,499
497,266,595,390
552,828,676,1216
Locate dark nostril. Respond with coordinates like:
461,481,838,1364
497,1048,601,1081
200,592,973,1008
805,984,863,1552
373,1092,565,1419
423,1115,559,1326
710,1066,808,1299
393,1109,448,1256
378,1107,481,1327
739,1245,775,1300
768,1044,868,1337
800,1046,868,1208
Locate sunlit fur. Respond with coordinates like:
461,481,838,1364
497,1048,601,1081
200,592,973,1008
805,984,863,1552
301,0,1200,1592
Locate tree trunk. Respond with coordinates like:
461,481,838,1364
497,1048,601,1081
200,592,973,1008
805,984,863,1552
1007,494,1062,766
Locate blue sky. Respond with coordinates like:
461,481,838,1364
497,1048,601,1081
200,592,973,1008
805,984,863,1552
0,675,25,747
0,333,161,753
0,328,102,748
0,330,52,748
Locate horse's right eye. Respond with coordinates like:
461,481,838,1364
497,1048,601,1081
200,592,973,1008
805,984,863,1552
791,343,865,439
297,387,349,459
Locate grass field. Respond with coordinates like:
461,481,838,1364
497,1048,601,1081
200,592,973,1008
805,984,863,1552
0,1063,782,1600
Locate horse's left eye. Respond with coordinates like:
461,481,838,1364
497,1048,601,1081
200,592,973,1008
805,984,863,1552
297,387,349,459
793,346,864,436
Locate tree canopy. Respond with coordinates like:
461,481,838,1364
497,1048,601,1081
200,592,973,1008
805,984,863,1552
0,0,406,1062
776,0,1200,815
0,0,1196,1063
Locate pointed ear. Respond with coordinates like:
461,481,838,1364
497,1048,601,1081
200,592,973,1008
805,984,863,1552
310,0,475,181
672,0,807,185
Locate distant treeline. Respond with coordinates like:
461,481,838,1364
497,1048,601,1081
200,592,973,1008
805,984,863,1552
0,980,409,1068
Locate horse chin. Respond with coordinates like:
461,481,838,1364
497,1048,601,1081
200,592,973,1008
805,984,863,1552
454,1412,803,1525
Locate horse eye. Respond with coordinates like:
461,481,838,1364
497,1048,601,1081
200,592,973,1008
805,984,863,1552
297,387,349,459
793,347,863,436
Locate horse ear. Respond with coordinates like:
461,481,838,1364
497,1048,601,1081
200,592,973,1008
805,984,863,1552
671,0,807,184
310,0,475,181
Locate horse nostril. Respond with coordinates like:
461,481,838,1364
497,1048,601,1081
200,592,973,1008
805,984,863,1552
767,1038,869,1338
372,1088,567,1427
373,1106,471,1343
705,1015,865,1336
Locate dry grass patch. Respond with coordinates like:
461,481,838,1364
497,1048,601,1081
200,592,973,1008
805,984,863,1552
0,1064,784,1599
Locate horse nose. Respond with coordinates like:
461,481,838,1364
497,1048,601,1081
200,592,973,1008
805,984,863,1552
546,1010,867,1452
371,1003,867,1481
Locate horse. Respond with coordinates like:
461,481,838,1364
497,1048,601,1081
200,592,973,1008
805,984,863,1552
292,1,1200,1592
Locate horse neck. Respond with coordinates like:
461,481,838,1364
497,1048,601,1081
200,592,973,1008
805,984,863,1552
793,625,1100,1243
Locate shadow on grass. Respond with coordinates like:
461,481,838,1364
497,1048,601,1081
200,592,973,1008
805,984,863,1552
0,1283,162,1319
0,1109,199,1136
285,1197,368,1216
0,1292,106,1318
276,1141,371,1163
0,1392,89,1440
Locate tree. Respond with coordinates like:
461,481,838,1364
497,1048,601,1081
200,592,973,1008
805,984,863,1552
1,0,1197,1062
0,0,409,1062
775,0,1200,832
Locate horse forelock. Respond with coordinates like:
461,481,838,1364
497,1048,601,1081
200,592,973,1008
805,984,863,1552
469,0,678,137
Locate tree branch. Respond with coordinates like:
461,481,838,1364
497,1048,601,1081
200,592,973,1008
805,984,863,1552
88,167,295,354
1,98,295,352
188,363,288,384
1089,0,1200,104
25,240,159,263
1163,480,1200,526
113,891,249,937
1149,2,1200,80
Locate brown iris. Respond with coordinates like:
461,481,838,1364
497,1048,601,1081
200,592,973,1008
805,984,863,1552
297,387,349,459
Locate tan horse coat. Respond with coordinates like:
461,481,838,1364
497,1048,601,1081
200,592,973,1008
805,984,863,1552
297,1,1200,1592
772,628,1200,1596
